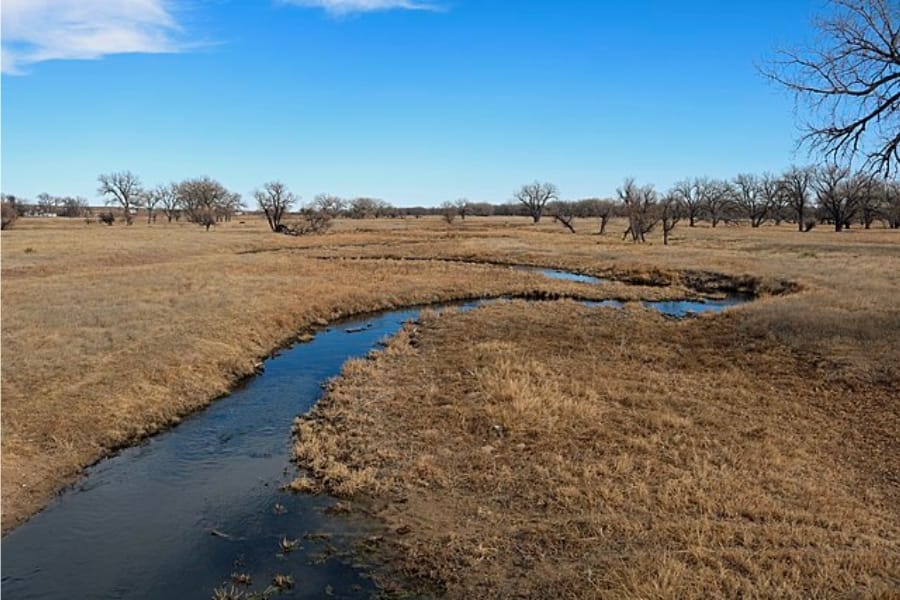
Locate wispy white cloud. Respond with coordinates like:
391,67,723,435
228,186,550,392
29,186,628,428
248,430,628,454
1,0,188,75
279,0,443,17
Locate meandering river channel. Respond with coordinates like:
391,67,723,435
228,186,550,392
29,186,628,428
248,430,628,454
2,270,750,599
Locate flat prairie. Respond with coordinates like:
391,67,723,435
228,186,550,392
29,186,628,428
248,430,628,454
2,216,898,595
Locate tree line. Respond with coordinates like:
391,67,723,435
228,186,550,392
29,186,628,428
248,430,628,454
508,165,900,244
2,166,898,238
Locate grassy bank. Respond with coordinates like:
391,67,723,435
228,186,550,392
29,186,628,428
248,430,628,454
288,219,900,596
295,300,899,597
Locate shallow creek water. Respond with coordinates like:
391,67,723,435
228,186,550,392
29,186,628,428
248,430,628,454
2,273,750,599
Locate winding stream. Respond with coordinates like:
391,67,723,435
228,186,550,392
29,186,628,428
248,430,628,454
1,270,751,599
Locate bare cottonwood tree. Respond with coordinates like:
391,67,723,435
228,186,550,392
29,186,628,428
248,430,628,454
782,165,816,230
280,201,333,235
347,197,392,219
659,192,684,245
885,179,900,227
672,178,706,227
454,198,470,220
440,200,458,224
571,198,615,233
60,196,90,218
176,177,233,231
217,193,243,223
733,173,771,227
856,175,886,227
312,194,345,218
466,201,494,217
254,181,296,232
143,187,164,223
595,200,615,234
98,171,143,225
514,181,559,223
1,197,18,229
764,0,900,176
813,164,858,231
547,201,577,233
618,178,659,242
156,184,181,222
35,192,57,215
760,173,787,225
700,179,736,227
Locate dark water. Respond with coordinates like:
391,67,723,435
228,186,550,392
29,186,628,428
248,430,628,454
1,293,749,600
1,309,431,600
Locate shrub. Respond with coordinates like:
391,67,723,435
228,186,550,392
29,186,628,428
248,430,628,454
1,201,18,230
278,210,332,236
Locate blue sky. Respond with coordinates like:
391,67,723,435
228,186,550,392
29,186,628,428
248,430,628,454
1,0,827,206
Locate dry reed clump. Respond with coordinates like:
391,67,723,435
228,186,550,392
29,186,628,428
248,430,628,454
293,300,899,598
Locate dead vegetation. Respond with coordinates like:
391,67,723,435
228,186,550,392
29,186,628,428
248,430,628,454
294,300,899,598
2,214,898,595
1,215,707,531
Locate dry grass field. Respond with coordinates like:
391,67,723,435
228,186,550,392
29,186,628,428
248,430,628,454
2,215,899,596
297,301,899,597
0,215,691,531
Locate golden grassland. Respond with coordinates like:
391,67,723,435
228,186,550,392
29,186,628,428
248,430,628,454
1,214,898,595
295,300,899,597
1,215,694,531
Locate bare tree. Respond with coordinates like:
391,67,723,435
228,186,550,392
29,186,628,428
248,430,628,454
454,198,470,220
660,192,684,245
514,181,559,223
36,192,58,216
547,201,577,233
176,177,234,231
596,199,616,234
344,197,394,218
59,196,90,218
885,179,900,227
216,192,243,223
312,194,345,218
763,0,900,176
440,200,458,224
279,201,334,235
254,181,296,232
857,175,886,228
672,178,705,226
813,164,858,231
143,187,163,223
733,173,771,227
618,178,659,243
1,197,18,229
572,198,615,233
782,165,816,230
700,179,736,227
467,201,495,217
98,171,143,225
760,173,787,225
156,184,181,222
